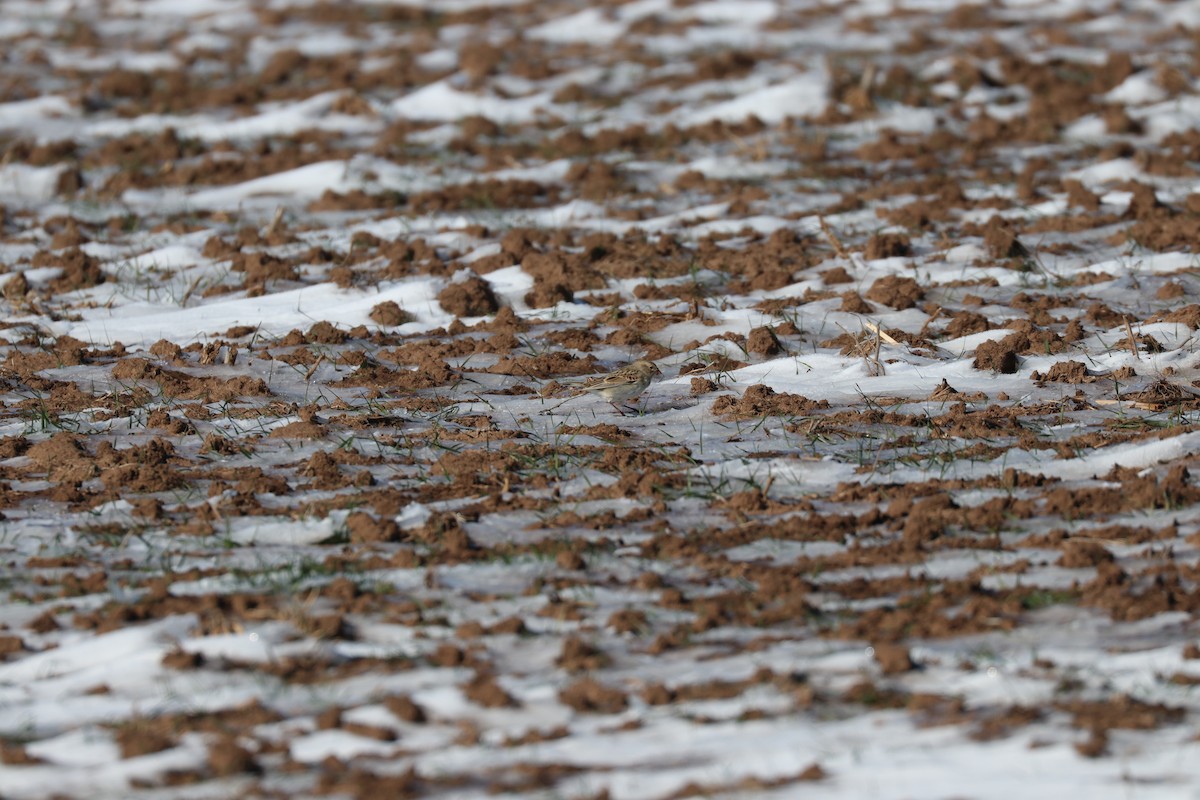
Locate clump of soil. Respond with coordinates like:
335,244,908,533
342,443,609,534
865,232,912,259
35,248,106,294
865,275,924,309
973,338,1019,373
369,301,415,326
982,217,1029,259
1031,361,1091,383
559,678,628,713
712,384,831,419
746,326,783,356
438,274,500,317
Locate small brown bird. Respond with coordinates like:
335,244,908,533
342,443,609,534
572,360,662,415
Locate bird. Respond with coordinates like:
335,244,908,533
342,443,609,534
570,360,662,415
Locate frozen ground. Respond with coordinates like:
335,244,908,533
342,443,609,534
2,0,1200,798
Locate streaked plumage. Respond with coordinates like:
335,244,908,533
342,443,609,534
573,360,661,414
